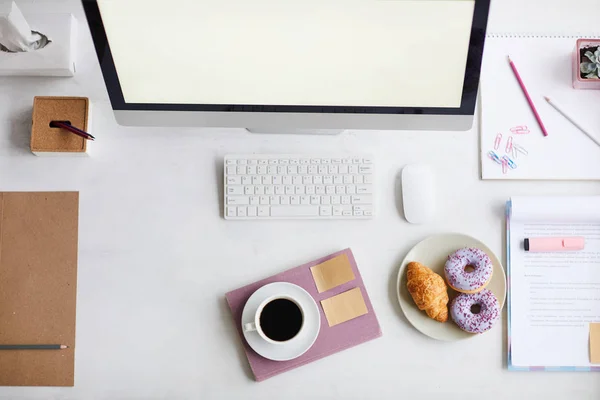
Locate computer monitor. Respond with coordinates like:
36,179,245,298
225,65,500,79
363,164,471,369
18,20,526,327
82,0,490,132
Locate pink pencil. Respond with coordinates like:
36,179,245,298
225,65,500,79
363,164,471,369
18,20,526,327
507,55,548,137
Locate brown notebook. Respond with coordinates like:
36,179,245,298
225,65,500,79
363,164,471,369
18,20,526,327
0,192,79,386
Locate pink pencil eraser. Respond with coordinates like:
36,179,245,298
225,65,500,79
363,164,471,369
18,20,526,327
525,237,585,252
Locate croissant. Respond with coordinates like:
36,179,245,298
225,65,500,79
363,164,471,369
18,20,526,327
406,262,449,322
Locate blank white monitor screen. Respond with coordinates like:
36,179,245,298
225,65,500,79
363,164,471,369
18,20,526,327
96,0,475,109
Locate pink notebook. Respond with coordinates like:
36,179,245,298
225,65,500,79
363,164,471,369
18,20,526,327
225,248,382,381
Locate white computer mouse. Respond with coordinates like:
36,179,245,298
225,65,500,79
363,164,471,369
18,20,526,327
401,164,435,224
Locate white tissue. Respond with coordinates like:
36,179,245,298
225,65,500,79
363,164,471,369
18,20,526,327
0,1,50,52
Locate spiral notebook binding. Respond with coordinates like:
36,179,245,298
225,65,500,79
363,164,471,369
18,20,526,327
487,32,600,39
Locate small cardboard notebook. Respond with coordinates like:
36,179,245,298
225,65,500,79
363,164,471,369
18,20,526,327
225,248,381,381
0,192,79,386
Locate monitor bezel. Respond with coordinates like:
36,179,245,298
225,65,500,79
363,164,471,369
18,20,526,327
82,0,490,116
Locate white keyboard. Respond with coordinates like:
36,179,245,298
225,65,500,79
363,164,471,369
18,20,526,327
224,155,374,220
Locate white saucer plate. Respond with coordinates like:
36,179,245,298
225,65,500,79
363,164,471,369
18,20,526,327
242,282,321,361
396,233,507,341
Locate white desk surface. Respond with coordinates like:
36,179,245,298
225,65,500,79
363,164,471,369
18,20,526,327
1,0,600,399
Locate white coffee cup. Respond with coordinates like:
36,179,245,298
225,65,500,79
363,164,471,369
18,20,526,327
243,295,305,344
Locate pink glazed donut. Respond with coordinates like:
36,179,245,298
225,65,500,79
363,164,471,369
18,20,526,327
444,247,493,294
450,289,500,334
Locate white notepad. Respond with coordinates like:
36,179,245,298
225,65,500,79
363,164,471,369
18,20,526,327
481,35,600,180
508,196,600,370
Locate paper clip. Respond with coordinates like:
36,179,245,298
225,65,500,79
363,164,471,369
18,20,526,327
488,150,502,165
494,133,502,150
512,145,518,159
502,155,517,169
514,143,528,156
502,159,508,174
510,125,530,135
505,136,513,154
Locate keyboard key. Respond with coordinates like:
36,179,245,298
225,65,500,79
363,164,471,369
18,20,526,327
285,186,294,195
293,176,302,185
260,196,269,205
252,176,261,185
353,210,363,216
314,176,323,185
342,158,352,164
259,160,268,165
267,166,277,175
359,165,373,174
303,176,312,185
258,207,270,217
326,186,335,194
322,196,331,205
353,157,361,164
226,159,237,165
364,175,373,184
247,166,256,175
308,166,318,174
300,159,310,164
236,166,247,175
277,166,286,175
227,186,244,195
300,196,310,205
238,159,247,165
269,160,278,165
265,186,275,195
248,159,258,165
311,159,321,164
227,176,241,185
349,165,358,174
363,158,373,164
270,196,280,205
332,158,342,164
331,196,340,205
356,185,372,194
333,206,343,216
322,158,331,164
346,185,356,194
273,176,282,185
343,175,353,184
339,165,349,174
280,159,289,164
290,159,299,165
336,185,346,194
248,206,257,217
257,166,267,175
242,176,252,185
255,186,265,195
283,176,293,185
226,166,237,175
333,176,343,184
291,196,300,205
227,196,249,205
310,195,321,205
354,175,364,184
351,195,373,204
316,186,325,195
306,186,315,194
295,186,305,195
227,207,237,217
280,196,290,205
324,176,333,185
250,196,260,205
328,165,338,174
319,206,332,216
237,207,247,217
288,165,298,174
262,176,272,185
271,206,319,217
298,165,308,174
275,186,285,195
341,196,351,205
318,166,327,174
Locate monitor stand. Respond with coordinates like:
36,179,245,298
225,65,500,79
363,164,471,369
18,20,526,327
246,128,343,135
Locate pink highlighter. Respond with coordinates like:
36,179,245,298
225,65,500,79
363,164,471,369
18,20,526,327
524,237,585,252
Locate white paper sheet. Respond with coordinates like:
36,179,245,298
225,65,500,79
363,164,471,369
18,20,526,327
509,196,600,367
481,36,600,180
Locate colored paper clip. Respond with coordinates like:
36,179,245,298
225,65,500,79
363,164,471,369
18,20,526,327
488,150,502,165
494,133,502,150
505,136,513,154
510,125,530,135
502,159,508,174
514,143,528,156
502,155,517,169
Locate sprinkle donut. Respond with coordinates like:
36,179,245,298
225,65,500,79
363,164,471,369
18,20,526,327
450,289,500,334
444,247,493,293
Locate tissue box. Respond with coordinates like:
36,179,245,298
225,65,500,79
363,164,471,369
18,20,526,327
0,14,77,77
31,97,91,156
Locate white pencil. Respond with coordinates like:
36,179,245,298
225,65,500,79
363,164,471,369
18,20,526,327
544,96,600,148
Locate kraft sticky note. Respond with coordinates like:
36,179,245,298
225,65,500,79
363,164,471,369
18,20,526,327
310,254,355,293
321,287,368,327
591,323,600,364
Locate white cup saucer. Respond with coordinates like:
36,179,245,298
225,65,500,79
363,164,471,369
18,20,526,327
242,282,321,361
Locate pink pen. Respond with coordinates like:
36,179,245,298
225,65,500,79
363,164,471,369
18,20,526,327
524,237,585,252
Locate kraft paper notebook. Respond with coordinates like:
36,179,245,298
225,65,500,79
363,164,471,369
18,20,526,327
225,249,381,381
507,196,600,371
480,34,600,180
0,192,79,386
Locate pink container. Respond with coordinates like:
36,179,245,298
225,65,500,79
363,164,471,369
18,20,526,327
573,38,600,90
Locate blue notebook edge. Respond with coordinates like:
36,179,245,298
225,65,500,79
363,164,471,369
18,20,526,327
506,199,600,372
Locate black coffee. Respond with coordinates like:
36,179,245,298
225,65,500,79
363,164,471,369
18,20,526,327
259,298,303,342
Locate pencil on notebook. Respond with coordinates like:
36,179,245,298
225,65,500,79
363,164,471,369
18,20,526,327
544,96,600,148
507,56,548,137
0,344,68,350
